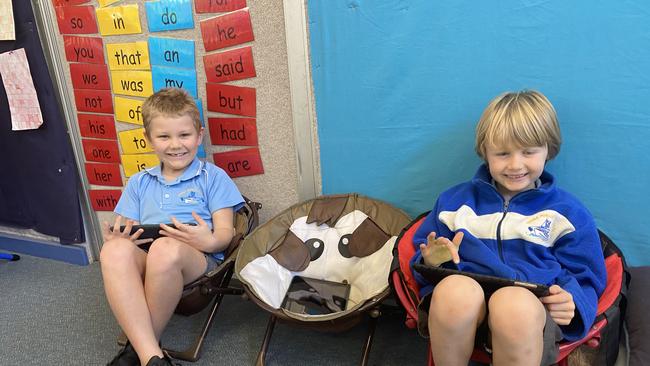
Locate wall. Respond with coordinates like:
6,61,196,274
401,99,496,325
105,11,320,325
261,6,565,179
308,1,650,265
41,0,304,256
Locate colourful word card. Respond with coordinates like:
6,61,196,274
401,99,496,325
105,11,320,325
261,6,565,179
114,96,144,125
111,70,153,97
89,189,122,211
106,42,150,70
121,153,160,177
200,9,254,52
70,63,110,90
78,113,117,139
204,46,255,83
206,83,255,117
74,89,114,113
96,5,142,36
118,127,152,154
55,5,98,34
152,65,197,98
213,147,263,178
195,0,246,13
149,37,195,69
0,0,15,40
64,36,104,64
146,0,194,33
82,138,120,163
85,162,122,187
0,49,43,130
209,117,257,146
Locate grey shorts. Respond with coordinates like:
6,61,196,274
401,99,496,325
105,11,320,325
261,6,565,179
417,292,562,366
203,253,222,274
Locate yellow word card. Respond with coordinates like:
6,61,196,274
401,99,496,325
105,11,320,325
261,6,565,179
121,153,159,177
96,5,142,36
119,127,151,155
106,42,150,70
111,70,153,97
114,96,144,125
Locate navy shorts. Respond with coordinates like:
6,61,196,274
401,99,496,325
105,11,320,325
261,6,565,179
417,292,562,366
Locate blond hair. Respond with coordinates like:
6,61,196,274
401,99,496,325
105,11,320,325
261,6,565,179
142,88,201,137
475,90,562,160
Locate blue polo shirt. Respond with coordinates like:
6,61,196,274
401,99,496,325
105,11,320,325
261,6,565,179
115,158,244,259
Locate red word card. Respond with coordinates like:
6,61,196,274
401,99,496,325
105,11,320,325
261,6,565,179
89,189,122,211
209,117,257,146
52,0,91,6
204,46,256,83
78,113,117,139
85,162,122,187
213,147,263,178
70,63,110,90
74,89,114,114
195,0,247,13
55,5,98,34
82,138,120,163
200,9,254,52
64,36,105,64
206,83,256,117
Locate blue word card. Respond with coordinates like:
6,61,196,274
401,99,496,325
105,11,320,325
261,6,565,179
152,65,197,98
146,0,194,32
149,37,195,69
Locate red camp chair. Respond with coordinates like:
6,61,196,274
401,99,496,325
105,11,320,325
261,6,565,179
391,212,629,366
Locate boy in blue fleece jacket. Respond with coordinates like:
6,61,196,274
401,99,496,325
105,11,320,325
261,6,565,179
411,90,606,366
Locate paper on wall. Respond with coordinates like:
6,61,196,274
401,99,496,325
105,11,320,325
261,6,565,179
0,0,15,40
0,48,43,131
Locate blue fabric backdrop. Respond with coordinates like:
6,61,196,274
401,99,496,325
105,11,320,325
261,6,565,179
308,1,649,266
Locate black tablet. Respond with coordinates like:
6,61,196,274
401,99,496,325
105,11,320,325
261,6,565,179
282,276,351,315
112,223,196,240
412,262,550,297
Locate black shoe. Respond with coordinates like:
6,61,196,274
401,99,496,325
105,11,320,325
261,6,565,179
145,353,180,366
107,342,139,366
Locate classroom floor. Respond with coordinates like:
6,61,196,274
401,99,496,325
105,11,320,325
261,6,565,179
0,254,629,366
0,254,429,365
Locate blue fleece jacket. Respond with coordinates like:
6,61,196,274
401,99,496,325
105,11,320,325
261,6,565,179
410,164,607,341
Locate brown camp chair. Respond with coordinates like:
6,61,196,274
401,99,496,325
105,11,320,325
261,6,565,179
235,193,411,365
118,196,261,362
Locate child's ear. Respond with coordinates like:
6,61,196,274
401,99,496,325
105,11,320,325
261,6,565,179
198,127,204,144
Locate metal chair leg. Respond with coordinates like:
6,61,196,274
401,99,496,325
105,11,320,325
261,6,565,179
164,269,237,362
360,307,381,366
255,315,277,366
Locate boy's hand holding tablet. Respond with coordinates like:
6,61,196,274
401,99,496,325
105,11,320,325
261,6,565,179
420,231,464,266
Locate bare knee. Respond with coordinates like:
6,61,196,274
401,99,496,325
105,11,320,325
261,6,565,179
429,275,485,328
488,286,546,343
146,237,184,274
100,238,140,269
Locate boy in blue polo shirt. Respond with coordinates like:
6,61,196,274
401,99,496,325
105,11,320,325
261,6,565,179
101,88,244,366
411,90,606,366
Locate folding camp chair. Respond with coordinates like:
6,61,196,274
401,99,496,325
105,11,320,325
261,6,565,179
235,193,411,366
391,212,630,366
118,196,261,362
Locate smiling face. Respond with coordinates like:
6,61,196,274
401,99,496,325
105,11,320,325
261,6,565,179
146,113,203,181
485,142,548,200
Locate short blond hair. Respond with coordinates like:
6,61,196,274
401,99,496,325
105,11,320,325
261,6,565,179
142,88,201,137
475,90,562,160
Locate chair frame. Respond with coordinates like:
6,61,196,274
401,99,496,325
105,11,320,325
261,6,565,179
390,212,630,366
118,197,261,362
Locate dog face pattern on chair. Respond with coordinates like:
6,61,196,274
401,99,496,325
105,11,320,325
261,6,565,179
239,197,399,312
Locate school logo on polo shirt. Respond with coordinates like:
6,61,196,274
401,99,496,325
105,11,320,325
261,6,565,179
179,188,205,205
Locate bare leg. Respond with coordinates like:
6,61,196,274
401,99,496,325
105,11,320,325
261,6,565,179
428,275,486,366
100,238,162,363
144,237,207,341
488,286,546,366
